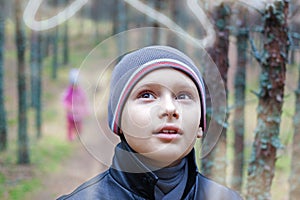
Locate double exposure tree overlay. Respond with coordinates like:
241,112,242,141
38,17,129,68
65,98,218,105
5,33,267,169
246,1,289,199
202,2,231,185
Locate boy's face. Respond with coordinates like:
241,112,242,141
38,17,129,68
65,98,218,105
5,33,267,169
121,68,202,167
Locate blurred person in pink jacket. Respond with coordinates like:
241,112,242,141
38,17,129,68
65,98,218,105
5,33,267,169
62,69,89,141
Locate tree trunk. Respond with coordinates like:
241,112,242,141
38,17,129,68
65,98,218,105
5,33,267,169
78,1,89,37
152,0,161,44
143,0,155,45
63,17,69,65
0,0,7,151
289,64,300,200
42,33,51,58
287,9,300,198
168,0,186,50
231,5,249,192
30,31,38,108
112,0,121,35
202,2,231,185
52,27,59,79
62,0,69,65
36,33,42,139
15,0,30,164
116,0,128,57
91,0,101,42
246,1,289,199
167,0,177,47
30,30,43,138
289,22,300,198
52,0,59,79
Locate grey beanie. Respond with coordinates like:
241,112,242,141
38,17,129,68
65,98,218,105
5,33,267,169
108,45,206,134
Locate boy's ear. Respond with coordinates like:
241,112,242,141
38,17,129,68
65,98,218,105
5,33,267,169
197,127,203,138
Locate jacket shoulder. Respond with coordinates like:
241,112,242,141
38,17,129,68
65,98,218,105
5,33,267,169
57,171,110,200
56,170,143,200
195,173,243,200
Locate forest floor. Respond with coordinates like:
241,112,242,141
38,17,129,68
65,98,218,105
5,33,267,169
24,119,111,200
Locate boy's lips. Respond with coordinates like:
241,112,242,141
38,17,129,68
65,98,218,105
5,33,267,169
154,125,182,140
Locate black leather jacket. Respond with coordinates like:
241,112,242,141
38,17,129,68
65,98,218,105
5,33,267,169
57,142,243,200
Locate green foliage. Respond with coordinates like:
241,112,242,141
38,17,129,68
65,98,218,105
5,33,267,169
31,136,73,173
8,179,40,200
0,173,5,197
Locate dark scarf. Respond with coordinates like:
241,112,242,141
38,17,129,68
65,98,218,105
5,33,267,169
112,140,189,200
154,157,188,200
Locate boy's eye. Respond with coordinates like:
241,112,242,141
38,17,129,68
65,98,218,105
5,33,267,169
138,91,155,99
176,93,192,100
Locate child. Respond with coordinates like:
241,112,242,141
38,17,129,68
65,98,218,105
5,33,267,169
58,46,242,199
62,69,89,141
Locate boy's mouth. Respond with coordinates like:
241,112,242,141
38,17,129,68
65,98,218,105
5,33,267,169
160,129,178,134
155,125,182,140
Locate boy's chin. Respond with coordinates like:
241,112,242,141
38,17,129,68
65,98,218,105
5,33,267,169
139,151,187,168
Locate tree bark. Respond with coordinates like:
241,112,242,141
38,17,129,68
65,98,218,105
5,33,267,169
116,0,128,57
289,63,300,200
202,2,231,185
168,0,186,50
289,21,300,198
52,27,58,79
63,0,69,65
63,20,69,65
30,30,43,138
246,1,289,199
0,0,7,151
232,5,249,192
52,0,59,80
15,0,30,164
152,0,161,44
36,33,42,139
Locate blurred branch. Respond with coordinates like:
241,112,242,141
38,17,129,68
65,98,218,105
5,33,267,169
23,0,88,31
236,0,264,15
124,0,215,48
249,37,261,63
186,0,215,48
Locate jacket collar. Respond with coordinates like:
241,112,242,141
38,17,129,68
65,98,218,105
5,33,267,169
109,141,198,199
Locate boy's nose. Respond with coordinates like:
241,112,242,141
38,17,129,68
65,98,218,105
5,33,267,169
159,95,179,119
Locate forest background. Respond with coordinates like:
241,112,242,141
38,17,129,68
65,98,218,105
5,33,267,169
0,0,300,199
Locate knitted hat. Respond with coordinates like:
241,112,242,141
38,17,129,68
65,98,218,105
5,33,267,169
108,45,206,134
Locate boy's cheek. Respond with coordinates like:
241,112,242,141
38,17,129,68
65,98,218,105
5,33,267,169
121,105,153,134
183,108,201,122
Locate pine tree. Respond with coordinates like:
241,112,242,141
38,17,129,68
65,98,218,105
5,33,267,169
202,2,231,185
15,0,30,164
0,0,7,151
246,1,289,199
232,5,249,192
